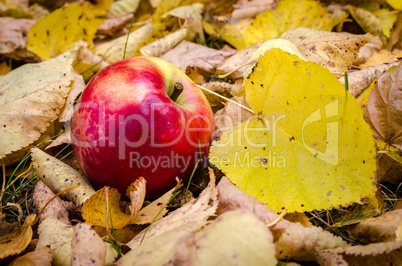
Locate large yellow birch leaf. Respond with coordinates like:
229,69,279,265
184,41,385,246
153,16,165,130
26,3,103,60
0,52,75,163
209,48,378,213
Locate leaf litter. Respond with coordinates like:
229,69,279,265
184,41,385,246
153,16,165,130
2,0,402,264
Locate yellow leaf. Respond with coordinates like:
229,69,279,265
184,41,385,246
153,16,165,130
245,0,347,46
26,3,103,60
163,3,205,42
0,214,35,259
349,6,386,45
386,0,402,10
82,187,132,229
374,9,399,38
0,52,75,163
209,49,378,212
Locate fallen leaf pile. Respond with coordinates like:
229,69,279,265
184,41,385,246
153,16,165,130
1,0,402,265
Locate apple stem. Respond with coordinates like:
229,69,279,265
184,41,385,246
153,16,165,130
196,84,256,114
170,82,184,102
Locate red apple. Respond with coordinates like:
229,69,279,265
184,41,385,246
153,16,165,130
71,57,214,199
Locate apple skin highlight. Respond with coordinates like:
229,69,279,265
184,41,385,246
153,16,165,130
71,57,215,199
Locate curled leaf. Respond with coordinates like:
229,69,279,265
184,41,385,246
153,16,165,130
364,62,402,149
126,169,218,249
31,147,95,206
0,214,36,259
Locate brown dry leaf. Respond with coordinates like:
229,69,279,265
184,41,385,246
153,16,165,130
59,73,85,123
36,218,117,266
133,185,177,225
9,246,52,266
97,13,133,37
388,13,402,50
163,3,204,42
284,212,313,227
202,81,239,107
140,27,188,57
315,240,402,266
347,209,402,243
364,63,402,149
0,214,36,259
126,177,146,220
216,176,291,230
214,96,254,138
119,209,276,265
275,223,347,261
281,27,382,77
339,62,399,97
71,223,107,265
33,180,72,224
45,126,72,150
376,147,402,183
72,41,109,81
358,49,402,69
95,23,153,64
117,222,200,265
36,218,74,266
216,44,260,79
231,0,276,20
126,168,218,249
161,40,234,73
0,52,75,164
31,147,95,206
203,17,252,50
396,222,402,239
0,17,36,60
